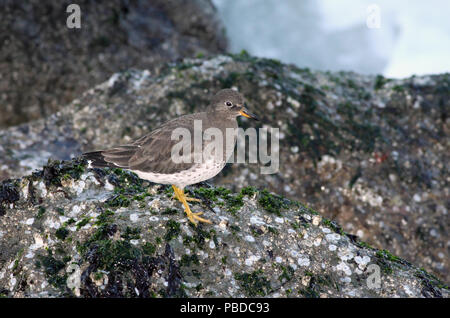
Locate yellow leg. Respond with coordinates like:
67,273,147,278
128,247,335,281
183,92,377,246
186,197,202,203
172,185,211,225
172,194,202,203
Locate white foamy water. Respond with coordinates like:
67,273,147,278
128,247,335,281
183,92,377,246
213,0,450,78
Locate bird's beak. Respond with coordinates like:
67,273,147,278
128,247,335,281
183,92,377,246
239,108,259,121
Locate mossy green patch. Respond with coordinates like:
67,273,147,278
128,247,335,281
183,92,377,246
105,193,131,208
257,189,290,215
56,207,65,216
36,206,46,219
76,210,117,256
374,249,406,275
357,241,374,250
235,269,272,297
55,227,70,241
142,242,156,256
32,158,86,188
64,218,76,227
189,224,213,249
376,249,401,263
299,274,339,298
110,168,147,195
161,208,178,215
94,209,114,226
12,248,24,274
392,85,405,93
230,50,257,63
230,224,241,234
121,226,141,240
278,265,295,282
322,218,341,233
76,217,91,230
193,186,249,214
298,287,320,298
36,250,68,290
192,187,227,202
180,254,200,267
414,268,449,291
221,256,228,265
267,226,279,235
87,239,142,271
240,186,257,197
374,75,391,90
164,220,181,241
132,192,151,202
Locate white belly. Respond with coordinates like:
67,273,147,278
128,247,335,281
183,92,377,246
132,161,226,189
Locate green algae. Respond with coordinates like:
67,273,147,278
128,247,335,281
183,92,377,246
161,207,178,215
234,269,271,297
142,242,156,256
257,189,290,215
357,241,375,250
76,217,91,230
31,158,86,187
374,75,391,90
105,193,131,208
36,206,46,219
415,268,449,291
164,220,181,241
278,265,295,283
299,274,340,298
55,227,70,241
36,250,69,291
121,226,141,240
192,186,254,214
89,239,142,271
374,249,408,275
180,254,200,267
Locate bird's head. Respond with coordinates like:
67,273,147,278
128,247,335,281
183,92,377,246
211,89,259,120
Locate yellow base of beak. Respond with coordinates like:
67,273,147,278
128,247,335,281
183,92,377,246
239,110,252,118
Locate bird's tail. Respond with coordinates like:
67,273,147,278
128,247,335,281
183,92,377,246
82,151,118,169
83,145,138,169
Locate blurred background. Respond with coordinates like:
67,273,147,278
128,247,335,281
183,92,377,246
213,0,450,77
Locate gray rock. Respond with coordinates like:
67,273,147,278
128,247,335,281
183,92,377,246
0,159,447,297
0,0,227,128
0,53,448,284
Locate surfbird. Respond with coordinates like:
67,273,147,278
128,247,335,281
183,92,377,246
83,89,258,225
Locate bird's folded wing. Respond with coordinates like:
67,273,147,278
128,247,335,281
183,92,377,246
84,113,210,174
128,127,197,174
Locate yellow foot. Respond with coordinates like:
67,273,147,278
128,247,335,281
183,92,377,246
186,211,212,225
172,194,202,203
172,185,211,225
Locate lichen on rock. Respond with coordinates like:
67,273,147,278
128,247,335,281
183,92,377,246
0,159,447,298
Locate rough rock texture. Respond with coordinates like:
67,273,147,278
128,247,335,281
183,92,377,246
0,0,227,128
0,159,447,297
0,54,448,284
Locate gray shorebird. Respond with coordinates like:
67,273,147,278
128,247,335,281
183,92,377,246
83,89,258,225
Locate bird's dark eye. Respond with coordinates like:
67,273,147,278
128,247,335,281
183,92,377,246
226,101,232,107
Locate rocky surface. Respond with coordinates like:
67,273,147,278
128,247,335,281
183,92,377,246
0,53,448,284
0,0,227,128
0,159,447,297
